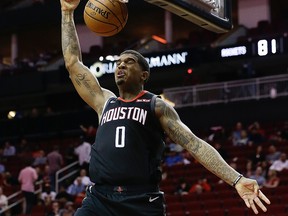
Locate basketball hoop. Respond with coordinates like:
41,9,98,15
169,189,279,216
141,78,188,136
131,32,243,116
144,0,233,33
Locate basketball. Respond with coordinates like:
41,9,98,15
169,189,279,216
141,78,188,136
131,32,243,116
83,0,128,37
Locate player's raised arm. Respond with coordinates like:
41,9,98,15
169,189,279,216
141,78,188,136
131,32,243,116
60,0,115,116
155,97,270,214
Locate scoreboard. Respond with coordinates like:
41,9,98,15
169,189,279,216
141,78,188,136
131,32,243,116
219,34,288,58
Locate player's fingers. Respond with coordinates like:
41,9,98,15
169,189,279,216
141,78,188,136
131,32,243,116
253,184,260,194
258,190,271,204
244,198,251,209
249,200,259,215
253,196,267,212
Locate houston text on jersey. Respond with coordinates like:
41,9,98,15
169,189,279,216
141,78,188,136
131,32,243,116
101,107,147,126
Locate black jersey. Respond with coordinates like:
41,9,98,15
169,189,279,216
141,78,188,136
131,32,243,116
90,91,165,186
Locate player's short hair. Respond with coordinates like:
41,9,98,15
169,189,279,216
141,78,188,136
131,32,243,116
120,50,150,73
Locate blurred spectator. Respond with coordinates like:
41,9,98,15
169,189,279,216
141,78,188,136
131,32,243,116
66,177,86,196
74,190,86,208
0,159,5,174
181,149,194,163
265,145,281,166
73,169,92,186
46,145,64,191
249,145,266,169
230,122,245,146
1,172,18,187
263,169,280,189
35,53,48,68
189,178,211,194
31,143,42,158
38,165,52,186
55,185,74,207
267,127,283,143
248,121,266,145
249,166,266,188
0,186,8,214
74,136,91,176
79,124,97,143
46,200,62,216
175,178,190,195
163,150,187,167
269,153,288,172
165,136,183,153
245,160,254,177
2,141,16,157
207,126,227,143
59,201,75,216
16,137,30,156
32,150,47,167
235,130,250,146
40,183,57,206
18,158,38,215
34,166,43,182
256,160,269,181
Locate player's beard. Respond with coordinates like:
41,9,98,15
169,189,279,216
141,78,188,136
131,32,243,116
116,78,125,86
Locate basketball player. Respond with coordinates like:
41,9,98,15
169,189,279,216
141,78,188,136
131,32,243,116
60,0,270,215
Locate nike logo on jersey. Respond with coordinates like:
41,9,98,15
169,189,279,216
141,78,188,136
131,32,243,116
149,196,160,202
136,99,151,102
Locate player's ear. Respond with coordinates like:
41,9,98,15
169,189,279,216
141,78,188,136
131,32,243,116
141,71,149,83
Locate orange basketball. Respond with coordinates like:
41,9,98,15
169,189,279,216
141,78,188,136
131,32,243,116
83,0,128,37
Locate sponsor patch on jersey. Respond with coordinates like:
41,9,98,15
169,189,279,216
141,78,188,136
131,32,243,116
136,99,151,102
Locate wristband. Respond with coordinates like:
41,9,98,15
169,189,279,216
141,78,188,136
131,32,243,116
232,174,243,187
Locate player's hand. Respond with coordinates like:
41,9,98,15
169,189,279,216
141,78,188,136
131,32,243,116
235,177,270,214
60,0,80,11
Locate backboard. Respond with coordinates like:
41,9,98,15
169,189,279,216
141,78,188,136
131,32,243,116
144,0,233,33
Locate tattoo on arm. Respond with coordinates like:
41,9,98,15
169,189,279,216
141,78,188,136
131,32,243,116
61,12,82,62
157,98,239,184
157,99,201,154
75,73,96,97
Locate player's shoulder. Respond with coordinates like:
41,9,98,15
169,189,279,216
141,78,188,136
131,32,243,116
154,95,177,117
154,95,164,104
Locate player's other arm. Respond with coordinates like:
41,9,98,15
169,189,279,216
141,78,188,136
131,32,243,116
155,98,239,185
60,0,115,115
155,98,270,214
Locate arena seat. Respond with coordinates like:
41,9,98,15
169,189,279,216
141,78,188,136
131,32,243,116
225,207,247,216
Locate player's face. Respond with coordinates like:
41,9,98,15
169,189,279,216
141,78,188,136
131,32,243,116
115,53,144,86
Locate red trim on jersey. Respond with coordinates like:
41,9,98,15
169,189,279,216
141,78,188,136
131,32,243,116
118,90,147,102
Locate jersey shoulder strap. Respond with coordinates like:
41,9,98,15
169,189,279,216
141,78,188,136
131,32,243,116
101,96,117,116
